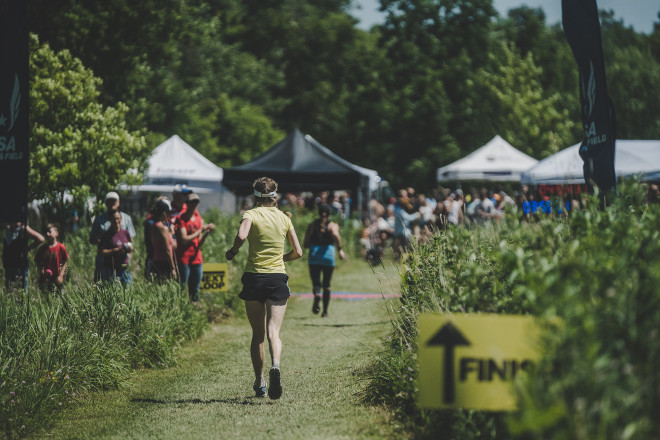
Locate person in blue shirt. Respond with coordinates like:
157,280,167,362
303,204,346,317
393,197,419,260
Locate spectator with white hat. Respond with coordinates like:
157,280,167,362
89,191,136,283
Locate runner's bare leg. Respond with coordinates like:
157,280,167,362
245,300,267,383
266,298,288,367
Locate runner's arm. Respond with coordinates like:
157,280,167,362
329,223,346,260
26,225,45,242
26,225,45,249
284,227,303,262
226,218,251,261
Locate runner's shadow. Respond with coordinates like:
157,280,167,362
300,321,388,328
131,397,272,406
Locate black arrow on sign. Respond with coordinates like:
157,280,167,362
427,322,471,404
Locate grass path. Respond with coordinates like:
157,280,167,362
33,262,403,439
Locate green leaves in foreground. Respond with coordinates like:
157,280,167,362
366,182,660,439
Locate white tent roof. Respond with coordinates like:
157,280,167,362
436,135,538,182
121,135,235,213
146,135,223,183
521,140,660,185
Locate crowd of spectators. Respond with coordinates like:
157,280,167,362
2,186,215,305
357,182,660,262
355,186,524,261
4,182,659,292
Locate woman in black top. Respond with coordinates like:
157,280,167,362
303,204,346,317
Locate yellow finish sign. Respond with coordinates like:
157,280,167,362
200,263,228,293
417,313,542,411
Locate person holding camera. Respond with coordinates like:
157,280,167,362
99,211,133,286
176,193,214,306
90,192,135,282
3,221,44,291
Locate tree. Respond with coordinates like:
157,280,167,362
180,93,285,167
600,12,660,139
473,42,576,158
369,0,498,188
28,0,284,166
29,34,149,222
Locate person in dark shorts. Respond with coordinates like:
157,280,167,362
226,177,303,399
303,204,346,317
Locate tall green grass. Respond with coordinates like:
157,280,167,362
364,182,660,439
0,282,205,439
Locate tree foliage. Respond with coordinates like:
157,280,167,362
20,0,660,193
474,42,577,158
29,34,149,210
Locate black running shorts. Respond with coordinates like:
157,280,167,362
239,272,290,302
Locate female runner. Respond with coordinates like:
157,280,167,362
226,177,303,399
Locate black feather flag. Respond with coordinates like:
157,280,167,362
0,0,30,222
562,0,616,193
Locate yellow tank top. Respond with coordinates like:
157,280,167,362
242,207,294,274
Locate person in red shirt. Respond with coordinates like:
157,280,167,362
176,193,214,306
34,224,68,293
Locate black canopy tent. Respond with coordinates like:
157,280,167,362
223,129,378,207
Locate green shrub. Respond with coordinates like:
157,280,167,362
508,185,660,440
364,182,660,439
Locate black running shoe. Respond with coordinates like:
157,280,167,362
268,367,282,400
253,379,267,397
312,294,321,314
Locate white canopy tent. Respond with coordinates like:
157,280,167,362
436,135,539,182
521,140,660,185
125,135,235,213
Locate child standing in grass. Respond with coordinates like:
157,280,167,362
34,224,68,292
